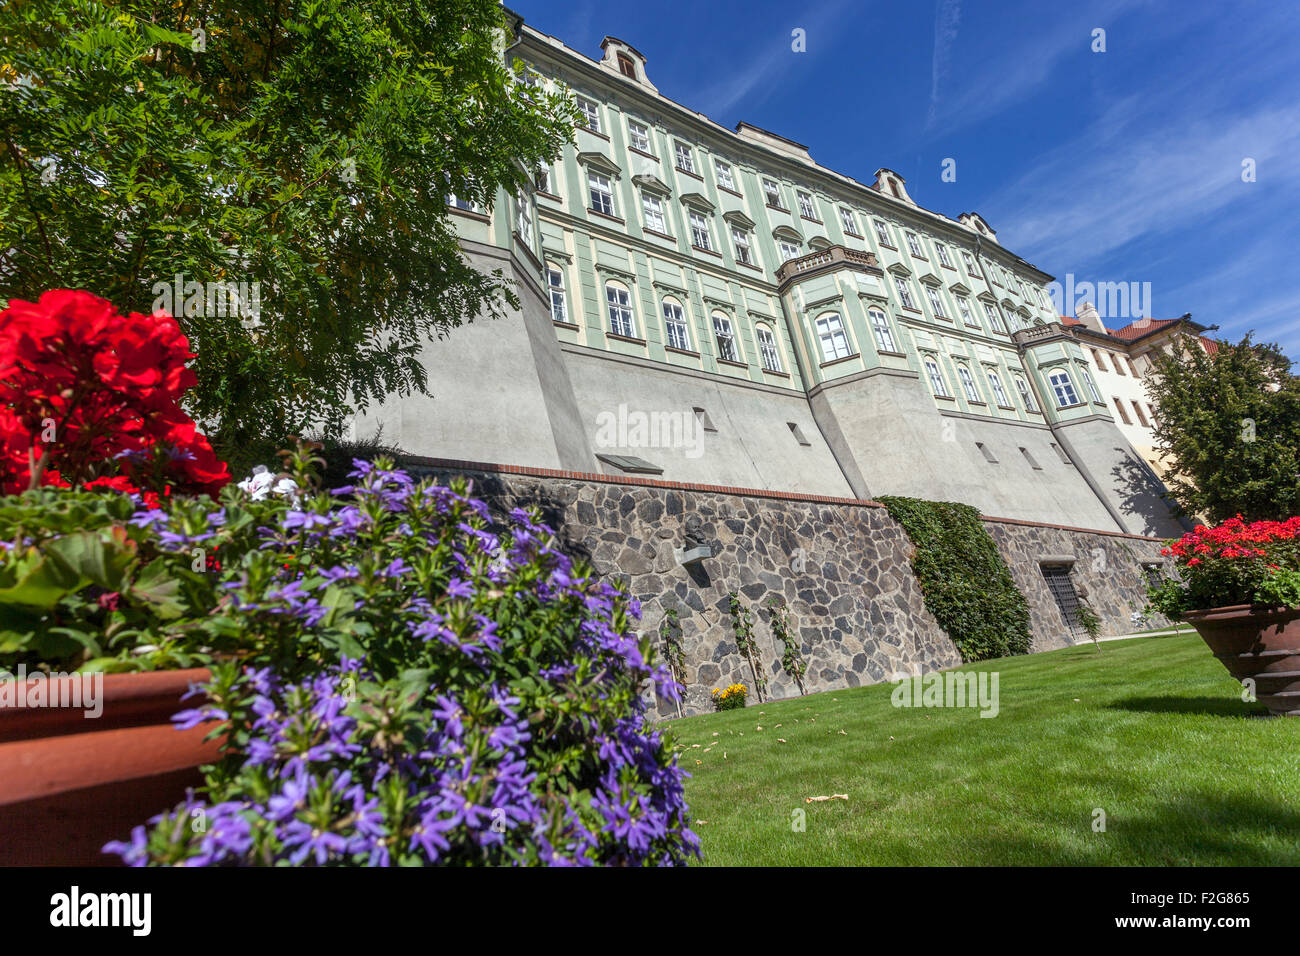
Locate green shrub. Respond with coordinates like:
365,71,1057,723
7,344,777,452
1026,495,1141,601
877,496,1032,662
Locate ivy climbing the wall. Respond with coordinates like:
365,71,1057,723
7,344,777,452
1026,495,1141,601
877,496,1032,662
728,591,768,702
767,597,807,695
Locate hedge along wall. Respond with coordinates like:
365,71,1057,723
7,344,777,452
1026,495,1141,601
406,459,1173,717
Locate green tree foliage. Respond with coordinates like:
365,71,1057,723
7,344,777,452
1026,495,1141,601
1146,331,1300,522
0,0,577,451
877,496,1032,662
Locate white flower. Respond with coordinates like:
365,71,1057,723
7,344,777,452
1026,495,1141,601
238,465,301,504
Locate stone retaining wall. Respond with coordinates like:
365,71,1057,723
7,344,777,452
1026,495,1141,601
409,459,1172,717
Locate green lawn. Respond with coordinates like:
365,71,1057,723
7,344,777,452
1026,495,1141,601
670,634,1300,865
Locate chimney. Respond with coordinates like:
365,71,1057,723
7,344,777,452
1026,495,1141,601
1076,301,1106,334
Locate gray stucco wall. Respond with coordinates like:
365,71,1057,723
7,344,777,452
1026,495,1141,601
406,462,1171,717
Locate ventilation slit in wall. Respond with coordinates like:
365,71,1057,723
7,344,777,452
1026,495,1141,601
693,407,717,433
1020,447,1042,470
788,422,811,446
976,442,998,463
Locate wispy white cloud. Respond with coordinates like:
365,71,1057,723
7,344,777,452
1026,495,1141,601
926,0,963,128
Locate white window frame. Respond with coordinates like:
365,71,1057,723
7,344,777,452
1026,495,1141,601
606,282,636,338
627,119,652,154
763,179,783,208
515,192,533,238
757,326,782,372
731,226,754,265
797,190,816,219
713,314,739,362
642,193,667,234
815,312,852,362
588,171,615,217
674,140,695,174
839,208,858,236
906,232,924,257
547,265,567,324
873,220,893,247
894,276,917,310
714,159,735,191
957,364,982,403
1016,377,1038,412
936,244,953,268
577,96,601,133
924,356,950,397
987,369,1011,406
662,299,691,351
957,297,976,327
869,309,897,353
1080,367,1103,403
925,286,946,318
1049,370,1080,408
779,240,801,263
984,302,1006,333
688,210,712,250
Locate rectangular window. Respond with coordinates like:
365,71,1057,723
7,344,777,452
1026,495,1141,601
446,192,477,212
757,327,782,372
547,267,567,323
576,96,601,133
958,366,981,403
731,227,753,265
925,286,946,317
1017,377,1039,412
763,179,783,208
713,315,738,362
958,297,977,327
894,276,917,310
533,167,551,194
689,210,711,251
1041,565,1087,641
870,309,897,352
1080,368,1103,403
874,219,894,247
663,301,691,351
1113,398,1132,424
984,302,1006,333
627,120,652,153
839,208,859,236
1127,357,1141,377
1111,353,1126,375
936,244,953,268
1050,371,1079,408
963,251,978,275
1132,400,1150,427
924,357,949,396
797,190,817,219
715,159,735,191
642,193,667,233
815,313,852,362
588,172,615,216
987,370,1011,406
906,232,924,257
674,140,695,174
779,241,800,263
515,193,533,238
606,285,636,338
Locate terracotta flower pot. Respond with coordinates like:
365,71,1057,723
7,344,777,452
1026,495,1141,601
1182,604,1300,717
0,668,220,865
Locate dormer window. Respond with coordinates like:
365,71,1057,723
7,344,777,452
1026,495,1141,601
889,178,902,198
617,52,637,78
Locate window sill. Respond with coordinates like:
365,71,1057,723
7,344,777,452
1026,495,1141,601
997,404,1016,411
448,207,491,224
629,147,659,162
877,350,908,359
902,307,922,315
643,227,676,241
606,332,647,346
761,367,790,379
665,345,700,358
879,243,898,251
717,185,744,199
692,244,721,258
717,357,749,369
819,353,861,369
934,394,956,402
941,264,957,271
911,255,929,262
535,190,562,202
800,215,823,225
844,231,863,239
736,260,764,272
766,202,788,213
588,208,626,225
578,126,610,141
676,167,704,181
552,319,580,331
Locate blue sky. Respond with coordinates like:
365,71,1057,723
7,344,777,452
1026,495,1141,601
510,0,1300,357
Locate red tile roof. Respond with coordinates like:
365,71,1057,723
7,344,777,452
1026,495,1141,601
1199,336,1221,356
1106,318,1180,340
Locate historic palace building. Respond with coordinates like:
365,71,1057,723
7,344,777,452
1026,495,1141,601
355,15,1188,538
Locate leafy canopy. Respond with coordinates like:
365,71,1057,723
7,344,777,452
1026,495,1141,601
1146,331,1300,523
0,0,577,449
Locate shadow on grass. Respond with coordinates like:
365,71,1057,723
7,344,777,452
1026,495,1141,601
1108,695,1268,718
956,791,1300,866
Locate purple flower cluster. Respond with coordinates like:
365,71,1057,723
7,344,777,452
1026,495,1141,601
105,460,699,866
